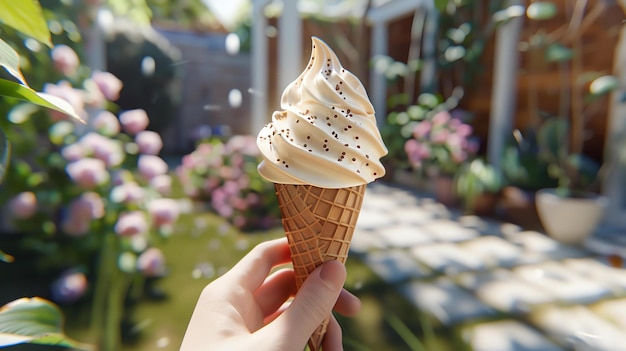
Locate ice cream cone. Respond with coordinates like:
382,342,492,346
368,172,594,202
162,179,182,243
274,183,366,351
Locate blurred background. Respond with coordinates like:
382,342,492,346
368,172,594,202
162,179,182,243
1,0,626,350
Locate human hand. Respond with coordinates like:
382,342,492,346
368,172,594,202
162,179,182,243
180,238,361,351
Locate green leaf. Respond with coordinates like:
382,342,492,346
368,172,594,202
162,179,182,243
527,2,557,20
493,5,525,23
545,43,574,62
0,248,14,263
0,297,85,348
0,126,9,184
0,0,52,47
0,78,83,122
0,39,27,86
589,75,619,96
434,0,448,12
537,118,568,159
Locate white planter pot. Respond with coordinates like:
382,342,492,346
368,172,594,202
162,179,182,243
536,188,607,245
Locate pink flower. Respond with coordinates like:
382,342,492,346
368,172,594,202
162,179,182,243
449,117,463,129
92,110,120,136
138,155,168,180
412,121,432,139
455,123,473,138
211,188,233,217
405,139,431,165
9,192,37,219
115,211,148,237
111,169,133,186
452,150,468,163
245,193,261,206
80,132,124,167
446,132,464,150
225,135,258,156
91,71,123,101
119,109,149,135
137,248,166,277
150,175,172,195
148,198,179,227
66,158,109,189
70,192,105,220
135,131,163,155
61,217,90,237
43,81,85,121
232,215,246,229
432,111,451,126
83,80,106,108
51,45,79,77
430,129,449,144
110,182,145,204
61,143,86,162
51,270,87,303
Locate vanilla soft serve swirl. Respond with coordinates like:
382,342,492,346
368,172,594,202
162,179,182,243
257,37,388,188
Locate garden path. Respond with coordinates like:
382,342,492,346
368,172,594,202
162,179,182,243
352,182,626,351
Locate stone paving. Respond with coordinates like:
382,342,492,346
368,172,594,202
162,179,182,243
351,182,626,351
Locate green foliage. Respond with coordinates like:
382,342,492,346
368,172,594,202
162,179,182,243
382,93,448,169
455,158,504,211
526,2,557,20
0,297,85,349
0,127,8,185
0,0,81,180
522,0,618,195
501,129,556,191
535,117,601,193
107,0,221,30
0,79,80,121
0,38,28,85
0,0,51,47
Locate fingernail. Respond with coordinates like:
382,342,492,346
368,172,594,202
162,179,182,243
319,260,344,291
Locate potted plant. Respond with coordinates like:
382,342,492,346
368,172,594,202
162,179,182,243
454,158,504,216
403,109,479,205
499,127,557,230
520,1,619,245
534,115,609,245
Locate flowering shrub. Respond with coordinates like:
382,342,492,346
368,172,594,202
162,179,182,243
177,136,280,230
1,53,178,350
404,110,479,176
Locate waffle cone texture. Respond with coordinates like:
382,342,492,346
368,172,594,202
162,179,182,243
274,183,365,351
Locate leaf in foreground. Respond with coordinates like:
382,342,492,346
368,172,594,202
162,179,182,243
0,0,52,47
0,297,88,349
0,38,28,86
0,248,13,263
0,126,8,184
0,78,83,123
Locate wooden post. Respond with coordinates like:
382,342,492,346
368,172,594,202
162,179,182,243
251,0,272,134
487,1,524,171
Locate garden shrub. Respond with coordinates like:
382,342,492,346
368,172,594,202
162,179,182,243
1,61,178,350
177,136,281,231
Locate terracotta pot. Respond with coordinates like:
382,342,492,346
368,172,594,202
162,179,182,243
432,175,459,207
535,188,607,245
500,186,544,231
469,192,499,216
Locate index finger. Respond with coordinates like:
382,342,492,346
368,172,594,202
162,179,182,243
224,237,292,291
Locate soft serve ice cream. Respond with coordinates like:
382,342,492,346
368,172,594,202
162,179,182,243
257,37,388,188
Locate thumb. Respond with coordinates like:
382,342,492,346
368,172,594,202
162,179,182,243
261,260,346,347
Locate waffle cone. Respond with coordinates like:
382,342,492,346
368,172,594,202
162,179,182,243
274,183,365,351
